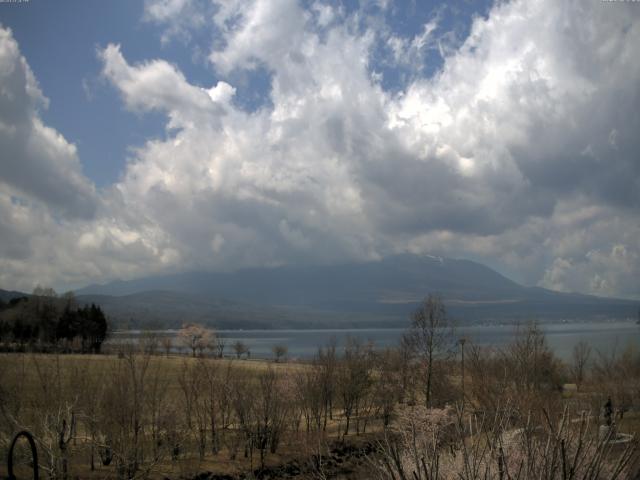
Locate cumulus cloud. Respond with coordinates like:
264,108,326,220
143,0,208,44
0,26,98,219
0,26,114,291
1,0,639,299
170,0,640,296
0,27,177,291
99,44,228,129
542,244,640,299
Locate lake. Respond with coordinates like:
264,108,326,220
110,320,640,362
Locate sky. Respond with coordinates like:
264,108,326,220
0,0,638,299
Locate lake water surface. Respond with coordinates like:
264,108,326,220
111,321,640,362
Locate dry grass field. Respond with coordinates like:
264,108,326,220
0,351,382,479
1,323,639,479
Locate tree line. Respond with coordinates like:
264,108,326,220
0,287,108,353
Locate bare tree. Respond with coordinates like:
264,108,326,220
507,322,562,392
30,354,77,479
71,356,108,473
191,361,210,459
98,345,152,479
397,334,416,405
144,359,170,463
572,340,592,388
202,359,222,454
138,331,159,355
294,366,325,433
337,337,372,436
161,335,173,357
373,405,638,480
229,368,255,462
592,344,640,420
272,344,288,363
214,336,226,358
254,367,291,467
466,344,507,417
372,348,402,428
404,294,453,408
233,340,249,359
210,361,236,454
315,338,338,430
177,360,197,432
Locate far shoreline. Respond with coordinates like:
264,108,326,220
109,317,639,335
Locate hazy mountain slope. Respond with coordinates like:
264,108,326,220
74,254,638,327
75,290,398,330
78,255,525,305
0,289,29,303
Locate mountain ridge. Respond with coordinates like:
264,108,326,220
70,254,637,328
3,255,636,329
77,255,523,299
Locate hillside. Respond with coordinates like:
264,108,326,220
0,289,29,303
72,255,638,328
74,290,392,330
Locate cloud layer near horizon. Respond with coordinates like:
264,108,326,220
1,0,639,299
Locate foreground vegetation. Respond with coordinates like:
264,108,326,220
1,295,639,479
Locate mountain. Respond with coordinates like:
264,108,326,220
74,290,382,330
0,289,29,303
75,255,638,328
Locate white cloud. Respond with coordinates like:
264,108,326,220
386,16,440,68
145,0,191,21
99,44,227,130
143,0,207,44
0,27,183,291
0,26,98,219
1,0,640,299
210,0,310,74
205,81,236,103
541,244,640,298
312,2,337,28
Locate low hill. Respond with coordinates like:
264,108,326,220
75,290,388,330
0,289,29,303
